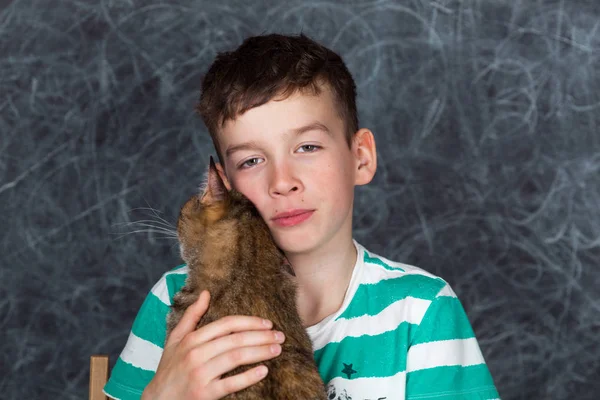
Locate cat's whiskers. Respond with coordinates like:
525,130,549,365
111,218,179,241
111,230,178,241
119,220,177,233
131,206,175,229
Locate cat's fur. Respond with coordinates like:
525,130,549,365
166,158,326,400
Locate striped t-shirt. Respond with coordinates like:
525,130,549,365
104,240,500,400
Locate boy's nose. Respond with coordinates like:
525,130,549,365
274,186,299,195
268,164,302,196
270,182,300,196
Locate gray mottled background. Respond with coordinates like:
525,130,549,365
2,0,599,399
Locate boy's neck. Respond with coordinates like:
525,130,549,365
286,235,358,327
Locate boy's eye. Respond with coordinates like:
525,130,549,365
297,144,321,153
239,157,263,169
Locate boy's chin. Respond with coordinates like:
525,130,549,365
274,235,318,256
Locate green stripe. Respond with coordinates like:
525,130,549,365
166,271,188,301
337,275,445,320
131,292,169,348
104,358,154,400
406,364,499,399
314,323,415,383
411,295,475,345
364,252,405,271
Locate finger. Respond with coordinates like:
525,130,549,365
200,329,285,362
167,290,210,345
203,343,281,382
188,314,273,347
210,365,269,398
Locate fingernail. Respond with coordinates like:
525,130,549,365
262,319,272,328
270,344,281,354
274,331,285,342
256,365,268,377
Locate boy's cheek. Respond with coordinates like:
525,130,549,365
226,172,245,192
232,178,264,207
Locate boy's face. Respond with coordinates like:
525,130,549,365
218,86,375,255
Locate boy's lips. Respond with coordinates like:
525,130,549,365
271,209,315,227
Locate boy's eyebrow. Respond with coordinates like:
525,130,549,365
290,121,331,137
225,141,261,158
225,121,331,157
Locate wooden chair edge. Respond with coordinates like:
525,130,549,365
89,354,109,400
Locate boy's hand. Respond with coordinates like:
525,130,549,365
141,291,285,400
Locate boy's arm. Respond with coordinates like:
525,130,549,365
103,272,283,400
405,283,500,400
103,277,169,400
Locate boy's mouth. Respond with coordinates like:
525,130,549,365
272,209,315,227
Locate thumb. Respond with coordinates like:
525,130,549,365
167,290,210,345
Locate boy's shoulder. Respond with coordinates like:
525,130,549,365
356,241,450,301
155,243,451,307
151,263,189,306
330,241,456,328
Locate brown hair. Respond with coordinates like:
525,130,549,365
196,33,359,165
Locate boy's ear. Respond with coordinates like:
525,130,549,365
200,156,230,204
353,128,377,186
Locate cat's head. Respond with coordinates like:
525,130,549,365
177,157,277,267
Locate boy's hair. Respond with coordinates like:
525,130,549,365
196,33,358,165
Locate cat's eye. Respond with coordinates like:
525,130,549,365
296,144,321,153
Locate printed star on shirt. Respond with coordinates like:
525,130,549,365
341,363,357,378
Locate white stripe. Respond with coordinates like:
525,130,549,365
361,258,451,289
407,338,485,372
325,370,406,399
151,278,171,306
312,296,431,351
119,331,163,372
361,260,407,284
363,247,440,277
150,267,189,306
362,247,407,269
361,250,448,285
102,390,121,400
435,283,457,298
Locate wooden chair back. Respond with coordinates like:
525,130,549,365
89,355,109,400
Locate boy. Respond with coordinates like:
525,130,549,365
104,33,500,400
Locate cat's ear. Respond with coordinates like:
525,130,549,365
200,156,228,205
